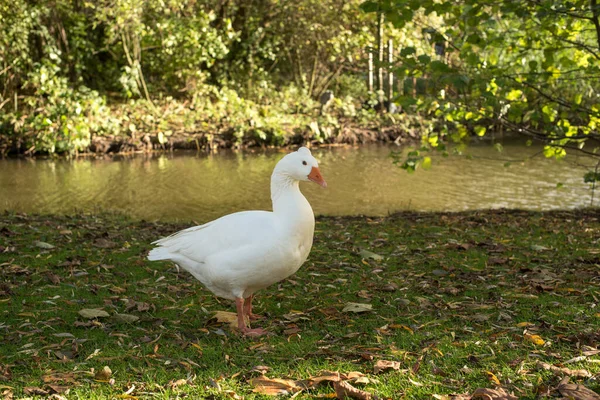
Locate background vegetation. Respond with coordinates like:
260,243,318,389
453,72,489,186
0,1,599,176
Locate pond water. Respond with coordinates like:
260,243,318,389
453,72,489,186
0,141,595,221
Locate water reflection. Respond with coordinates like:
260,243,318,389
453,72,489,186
0,142,594,221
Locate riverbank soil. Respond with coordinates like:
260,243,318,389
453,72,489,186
0,209,599,398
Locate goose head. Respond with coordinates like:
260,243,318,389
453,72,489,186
275,147,327,188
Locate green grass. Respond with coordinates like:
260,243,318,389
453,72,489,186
1,209,599,399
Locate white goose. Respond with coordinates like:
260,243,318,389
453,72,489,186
148,147,327,336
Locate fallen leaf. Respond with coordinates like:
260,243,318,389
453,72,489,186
471,387,518,399
213,311,244,329
374,360,401,374
24,387,48,396
530,245,550,251
333,380,373,400
389,324,413,334
485,371,501,386
536,361,591,378
359,249,383,261
34,241,55,249
42,372,76,384
488,257,508,265
93,238,116,248
46,272,61,284
251,365,271,375
53,333,75,338
111,314,139,324
432,269,448,276
250,377,301,396
167,379,188,389
79,309,110,319
524,333,545,346
94,366,112,381
306,371,342,387
46,384,68,394
558,382,600,400
342,303,373,313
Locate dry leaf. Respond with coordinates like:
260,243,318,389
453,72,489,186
558,382,600,400
359,249,383,261
250,365,271,375
24,387,48,396
35,241,55,249
342,303,373,313
78,309,110,319
524,333,545,345
333,380,374,400
111,313,139,324
536,361,591,378
374,360,400,374
42,372,76,384
307,371,342,387
485,371,501,386
471,387,518,399
250,376,301,396
93,238,116,248
94,366,112,381
167,379,188,389
389,324,414,334
213,311,244,329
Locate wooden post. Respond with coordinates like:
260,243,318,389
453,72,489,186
368,51,373,93
377,12,384,107
387,39,393,111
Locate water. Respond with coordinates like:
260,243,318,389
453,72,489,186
0,142,595,221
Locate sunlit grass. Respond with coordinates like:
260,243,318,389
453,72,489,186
0,210,599,399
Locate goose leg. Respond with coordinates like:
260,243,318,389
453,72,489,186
235,297,267,337
243,295,262,320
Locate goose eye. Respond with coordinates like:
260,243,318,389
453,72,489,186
302,160,307,166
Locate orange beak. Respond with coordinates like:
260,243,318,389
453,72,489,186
308,166,327,188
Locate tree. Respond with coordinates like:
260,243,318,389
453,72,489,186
361,0,600,180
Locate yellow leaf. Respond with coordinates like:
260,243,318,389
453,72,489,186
524,333,545,345
389,324,414,334
213,311,244,329
486,371,501,386
250,377,301,395
190,343,203,352
516,322,533,327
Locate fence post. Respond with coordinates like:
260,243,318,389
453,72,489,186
377,12,384,107
387,39,393,112
368,51,373,93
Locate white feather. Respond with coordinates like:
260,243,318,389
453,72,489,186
147,147,322,301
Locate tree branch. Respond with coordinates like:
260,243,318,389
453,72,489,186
591,0,600,50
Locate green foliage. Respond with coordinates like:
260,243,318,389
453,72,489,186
584,170,600,183
2,63,115,154
0,0,383,154
360,0,600,167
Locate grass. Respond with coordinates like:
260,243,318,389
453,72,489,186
0,209,599,399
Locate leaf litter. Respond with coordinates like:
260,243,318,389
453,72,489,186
1,210,600,398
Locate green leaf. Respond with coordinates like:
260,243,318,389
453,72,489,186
422,156,432,170
359,1,379,13
418,55,431,64
505,89,523,101
474,126,486,137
